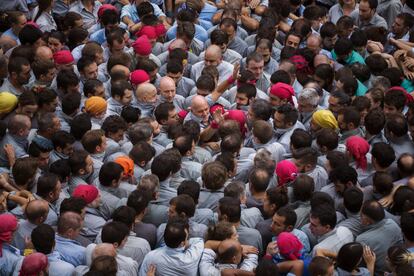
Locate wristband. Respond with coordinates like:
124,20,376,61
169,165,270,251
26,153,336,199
264,253,272,260
210,121,219,129
227,75,236,85
24,249,34,256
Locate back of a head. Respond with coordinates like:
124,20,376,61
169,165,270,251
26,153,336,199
337,242,364,272
57,211,82,235
202,161,228,190
249,168,270,193
151,149,181,181
343,187,364,214
361,200,385,223
310,203,337,230
99,162,123,187
309,256,333,276
219,196,241,223
255,259,280,276
292,174,315,202
177,180,200,203
164,218,189,248
31,224,55,255
101,221,130,246
88,255,117,276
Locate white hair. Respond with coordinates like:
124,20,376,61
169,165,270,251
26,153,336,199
299,88,319,106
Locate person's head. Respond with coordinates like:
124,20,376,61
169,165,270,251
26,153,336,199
32,59,56,85
320,21,337,51
392,13,414,37
15,91,37,119
12,157,38,188
336,242,364,272
127,189,150,218
164,218,190,248
364,107,385,136
329,165,358,196
328,91,351,116
8,56,31,87
135,82,158,104
255,38,272,63
359,0,378,22
292,174,314,202
252,120,273,145
168,194,196,220
236,84,256,110
273,104,299,130
271,206,297,235
57,211,82,238
401,211,414,243
316,128,338,154
88,255,118,276
72,184,101,209
269,82,295,108
333,38,353,64
343,187,364,214
206,221,238,241
298,88,319,115
129,141,155,168
360,199,385,226
385,113,408,140
218,197,241,223
102,115,127,142
247,99,272,126
99,162,123,188
246,52,265,80
190,95,210,123
36,173,61,203
77,57,98,81
204,45,223,67
372,172,394,197
384,88,406,116
371,142,395,170
110,80,133,106
70,113,91,139
101,221,129,249
249,168,270,194
56,69,79,94
263,187,289,217
219,17,238,40
202,161,228,190
151,149,181,181
309,256,335,276
290,129,312,153
337,107,360,133
154,102,178,126
159,76,177,103
24,199,49,225
19,24,44,47
8,113,31,138
31,224,55,254
37,88,58,113
82,129,106,155
112,206,137,231
49,159,71,184
217,239,243,265
292,147,318,173
285,32,301,49
51,130,75,157
69,150,93,177
309,204,337,236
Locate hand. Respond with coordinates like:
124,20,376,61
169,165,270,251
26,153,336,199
0,173,8,187
146,264,156,276
404,68,414,80
204,142,220,152
241,245,259,256
394,49,407,61
403,58,414,71
232,63,241,81
212,109,227,125
266,241,278,256
248,0,260,9
363,245,376,268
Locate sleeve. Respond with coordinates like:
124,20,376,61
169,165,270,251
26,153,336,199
199,249,221,276
138,254,150,276
152,4,166,18
120,5,132,20
239,253,258,272
185,238,205,261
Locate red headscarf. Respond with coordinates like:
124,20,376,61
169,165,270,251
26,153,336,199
72,184,99,204
277,232,304,260
130,69,150,86
19,253,48,276
225,110,247,136
346,136,370,171
154,24,167,37
0,214,18,256
132,35,152,56
53,50,74,65
275,160,298,186
136,26,157,40
97,4,117,18
270,83,295,105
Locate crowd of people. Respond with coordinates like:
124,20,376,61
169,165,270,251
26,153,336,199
1,0,414,275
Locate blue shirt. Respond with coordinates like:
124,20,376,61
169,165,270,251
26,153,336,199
199,3,217,21
90,28,106,45
121,3,165,24
47,251,75,276
54,234,86,267
1,29,20,44
0,243,22,276
166,24,208,42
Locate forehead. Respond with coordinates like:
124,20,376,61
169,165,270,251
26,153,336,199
247,59,264,67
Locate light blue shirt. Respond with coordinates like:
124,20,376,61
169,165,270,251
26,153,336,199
54,234,86,267
139,238,204,276
69,1,101,32
199,3,217,21
47,251,75,276
1,29,20,44
121,3,165,24
166,24,209,42
0,243,23,276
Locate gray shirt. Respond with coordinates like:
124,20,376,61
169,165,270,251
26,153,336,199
351,10,388,30
377,0,402,28
240,205,264,229
198,187,225,212
142,200,168,227
190,60,234,83
237,225,263,254
156,221,207,248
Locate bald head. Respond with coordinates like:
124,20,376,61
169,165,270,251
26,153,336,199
314,54,330,67
35,46,53,62
136,82,157,103
205,45,223,66
191,95,210,123
57,211,82,236
169,38,187,50
8,114,31,136
110,64,130,79
307,35,322,54
159,76,176,102
92,243,117,259
218,239,242,264
25,199,49,224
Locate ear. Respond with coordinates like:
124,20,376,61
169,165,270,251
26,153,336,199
48,191,55,199
348,123,355,130
79,168,85,175
286,225,294,232
113,242,119,248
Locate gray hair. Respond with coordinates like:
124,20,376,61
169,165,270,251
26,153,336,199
299,88,319,106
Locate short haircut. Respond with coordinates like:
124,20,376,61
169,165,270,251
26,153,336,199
36,173,59,199
60,197,86,215
251,99,272,121
401,212,414,242
371,142,395,168
384,89,406,111
52,130,75,150
266,187,289,209
102,115,127,136
343,187,363,213
112,206,137,228
329,165,358,185
249,168,270,192
276,104,299,125
338,107,361,127
151,149,181,181
386,113,408,137
292,174,314,202
101,221,130,245
202,161,228,190
81,129,105,154
361,200,385,222
177,180,200,203
252,120,273,144
291,129,312,149
170,194,196,218
373,172,394,196
57,211,82,234
164,219,189,248
276,206,297,228
310,204,337,229
292,147,318,166
224,181,245,199
99,162,123,187
309,256,333,276
127,190,150,215
129,141,155,165
316,128,338,151
31,224,55,254
364,108,385,135
219,197,241,223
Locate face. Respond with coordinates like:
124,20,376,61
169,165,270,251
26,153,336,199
231,226,239,240
298,99,315,113
43,68,56,83
247,60,264,80
359,1,374,21
273,112,287,129
83,62,98,80
167,72,182,85
236,93,249,109
293,158,306,173
13,15,27,32
392,17,406,36
270,95,285,108
337,114,347,132
359,109,369,125
160,83,176,103
62,143,74,157
84,155,94,174
383,104,400,117
168,203,178,219
192,101,210,122
220,24,236,39
51,180,62,202
98,136,107,153
38,151,50,169
256,46,271,63
48,37,63,53
328,96,341,114
309,216,329,236
322,35,337,51
204,51,221,66
20,105,38,118
93,85,106,99
271,214,287,236
17,64,31,85
120,89,133,106
110,40,125,54
286,34,301,49
165,109,179,126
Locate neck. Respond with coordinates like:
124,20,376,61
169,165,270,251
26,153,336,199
232,221,240,228
10,78,22,90
405,239,414,249
343,2,355,9
252,190,266,199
